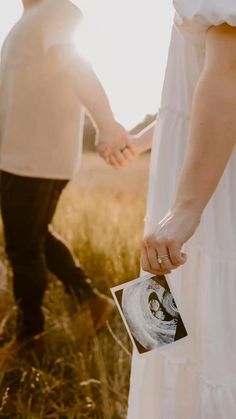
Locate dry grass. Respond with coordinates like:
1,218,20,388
0,153,150,419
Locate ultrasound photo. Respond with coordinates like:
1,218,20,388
111,275,188,354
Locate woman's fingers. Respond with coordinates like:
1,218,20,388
121,147,136,162
100,143,137,169
145,246,161,271
109,151,126,168
140,207,198,275
106,149,136,169
142,240,170,275
155,243,174,273
143,235,188,275
108,154,121,169
141,243,152,273
144,235,173,273
113,150,128,166
168,241,186,266
107,151,128,169
141,243,166,276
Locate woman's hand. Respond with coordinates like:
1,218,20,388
127,134,147,156
141,207,201,275
142,25,236,277
128,122,155,155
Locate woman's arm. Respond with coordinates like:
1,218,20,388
128,121,155,154
174,24,236,216
142,24,236,275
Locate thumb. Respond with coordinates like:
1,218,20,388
180,251,188,264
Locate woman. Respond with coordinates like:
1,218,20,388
109,1,236,418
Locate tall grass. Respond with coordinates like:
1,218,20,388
0,153,149,419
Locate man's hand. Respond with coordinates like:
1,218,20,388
96,122,137,169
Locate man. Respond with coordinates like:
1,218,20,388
0,0,134,353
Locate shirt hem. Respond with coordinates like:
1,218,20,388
0,165,74,180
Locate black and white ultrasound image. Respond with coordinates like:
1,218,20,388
114,275,187,354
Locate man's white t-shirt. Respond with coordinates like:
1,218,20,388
0,0,85,180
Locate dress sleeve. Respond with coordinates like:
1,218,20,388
173,0,236,28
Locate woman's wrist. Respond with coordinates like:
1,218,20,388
128,134,151,155
171,198,203,221
132,135,146,154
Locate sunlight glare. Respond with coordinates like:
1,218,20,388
0,0,174,129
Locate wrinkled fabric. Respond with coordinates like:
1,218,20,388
128,5,236,419
173,0,236,45
174,0,236,27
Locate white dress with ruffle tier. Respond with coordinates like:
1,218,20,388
128,2,236,418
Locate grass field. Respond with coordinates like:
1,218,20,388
0,153,150,419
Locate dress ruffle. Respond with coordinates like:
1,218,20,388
173,0,236,44
128,243,236,419
174,0,236,27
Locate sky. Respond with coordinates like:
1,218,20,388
0,0,174,129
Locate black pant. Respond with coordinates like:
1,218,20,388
0,171,93,340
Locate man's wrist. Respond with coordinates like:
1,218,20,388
97,116,118,135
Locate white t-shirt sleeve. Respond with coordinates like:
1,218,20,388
40,0,82,52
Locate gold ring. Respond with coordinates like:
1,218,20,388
157,254,170,265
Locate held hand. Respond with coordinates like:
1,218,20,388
101,135,142,169
127,134,147,156
106,138,140,169
97,122,137,169
141,207,201,276
96,122,131,168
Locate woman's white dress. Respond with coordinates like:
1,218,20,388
128,2,236,418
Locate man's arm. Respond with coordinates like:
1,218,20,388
68,53,116,134
61,46,133,166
